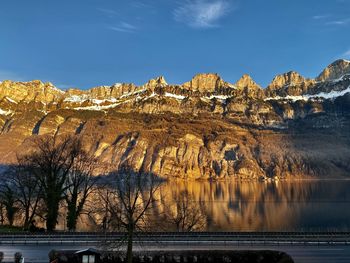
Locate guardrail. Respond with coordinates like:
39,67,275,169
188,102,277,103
0,232,349,246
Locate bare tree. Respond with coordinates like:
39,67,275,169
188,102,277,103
92,187,116,232
0,202,4,226
7,164,42,230
65,145,99,231
0,179,18,226
166,190,206,232
19,135,81,231
108,168,160,263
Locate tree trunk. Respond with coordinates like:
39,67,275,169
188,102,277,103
46,195,60,231
126,226,134,263
23,208,30,230
66,202,78,231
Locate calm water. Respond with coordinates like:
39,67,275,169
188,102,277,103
69,180,350,232
155,180,350,231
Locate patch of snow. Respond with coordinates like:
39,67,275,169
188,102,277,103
119,89,146,99
309,86,350,100
0,108,13,115
64,94,121,105
265,95,307,102
74,99,132,111
205,95,233,100
164,92,185,100
135,92,158,102
265,85,350,102
227,83,237,89
52,86,65,94
331,74,350,83
4,97,17,104
64,95,89,103
146,92,157,99
91,98,118,104
112,83,122,88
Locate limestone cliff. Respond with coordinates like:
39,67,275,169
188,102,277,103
0,59,350,180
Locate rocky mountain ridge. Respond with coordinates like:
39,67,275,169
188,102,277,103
0,59,349,180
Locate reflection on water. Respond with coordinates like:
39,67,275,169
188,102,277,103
73,180,350,231
156,180,350,231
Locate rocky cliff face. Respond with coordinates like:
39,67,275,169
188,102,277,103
316,59,350,82
0,59,350,180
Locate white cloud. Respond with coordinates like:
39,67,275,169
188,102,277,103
173,0,231,29
109,22,137,33
325,18,350,26
312,14,330,20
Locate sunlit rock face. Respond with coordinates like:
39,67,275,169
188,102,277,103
316,59,350,82
0,59,350,179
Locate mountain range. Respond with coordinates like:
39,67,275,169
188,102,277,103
0,59,350,180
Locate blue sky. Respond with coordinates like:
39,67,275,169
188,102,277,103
0,0,350,89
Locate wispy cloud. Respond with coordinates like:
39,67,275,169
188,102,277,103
343,49,350,58
312,14,331,20
97,8,119,17
326,20,347,25
131,1,152,9
325,18,350,26
173,0,232,29
109,22,137,33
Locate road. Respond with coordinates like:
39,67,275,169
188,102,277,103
1,243,350,263
0,232,349,263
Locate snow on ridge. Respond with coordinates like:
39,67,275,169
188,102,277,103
206,95,233,100
50,85,65,94
119,88,146,99
112,83,122,88
164,92,185,100
331,73,350,83
91,98,118,104
0,108,13,115
309,86,350,99
4,97,17,104
64,95,89,103
265,86,350,102
227,83,237,89
63,89,145,108
74,99,133,111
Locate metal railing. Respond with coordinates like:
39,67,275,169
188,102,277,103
0,231,349,246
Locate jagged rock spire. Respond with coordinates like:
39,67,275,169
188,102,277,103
235,74,262,90
316,59,350,81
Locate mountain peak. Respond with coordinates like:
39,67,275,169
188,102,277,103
183,73,227,92
267,71,306,90
145,76,168,89
0,79,64,103
316,59,350,81
235,74,261,90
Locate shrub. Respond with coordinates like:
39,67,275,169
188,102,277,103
14,252,22,263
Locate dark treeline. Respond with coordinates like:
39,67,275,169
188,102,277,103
0,135,99,232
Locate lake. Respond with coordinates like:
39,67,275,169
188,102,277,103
154,179,350,231
66,179,350,232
